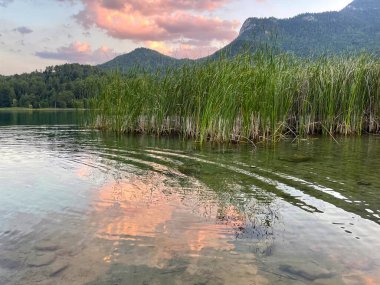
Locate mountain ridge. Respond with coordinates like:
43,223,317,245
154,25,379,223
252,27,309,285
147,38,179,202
209,0,380,58
99,47,193,72
99,0,380,71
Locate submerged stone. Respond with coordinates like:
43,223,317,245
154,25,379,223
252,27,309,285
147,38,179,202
0,253,25,270
279,264,335,281
34,242,59,252
178,164,202,176
278,154,313,163
27,252,56,267
47,261,69,277
357,181,372,186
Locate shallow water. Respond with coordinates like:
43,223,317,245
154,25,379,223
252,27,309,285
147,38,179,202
0,110,379,285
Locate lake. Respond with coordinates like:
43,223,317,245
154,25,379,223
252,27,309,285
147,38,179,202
0,110,379,285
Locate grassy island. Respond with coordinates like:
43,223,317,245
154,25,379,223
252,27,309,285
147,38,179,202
93,52,380,143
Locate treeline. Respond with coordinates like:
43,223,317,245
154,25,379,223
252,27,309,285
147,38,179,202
279,10,380,56
0,64,104,108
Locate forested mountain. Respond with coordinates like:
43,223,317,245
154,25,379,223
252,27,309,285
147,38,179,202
0,64,103,108
99,0,380,71
99,48,191,72
212,0,380,57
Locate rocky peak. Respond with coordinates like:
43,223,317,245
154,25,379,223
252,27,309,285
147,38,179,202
343,0,380,11
239,18,256,35
239,17,278,36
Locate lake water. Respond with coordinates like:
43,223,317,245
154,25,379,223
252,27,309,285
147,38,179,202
0,110,379,285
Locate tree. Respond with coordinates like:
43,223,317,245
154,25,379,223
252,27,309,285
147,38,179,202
0,84,16,107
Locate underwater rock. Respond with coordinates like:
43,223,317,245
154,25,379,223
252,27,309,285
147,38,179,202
0,253,25,269
27,252,56,267
279,264,335,281
357,181,372,186
34,242,59,252
278,154,313,163
178,163,202,176
47,261,69,277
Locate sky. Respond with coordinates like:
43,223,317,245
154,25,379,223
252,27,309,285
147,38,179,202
0,0,352,75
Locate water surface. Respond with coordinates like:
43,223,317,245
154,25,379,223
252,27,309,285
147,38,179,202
0,110,379,285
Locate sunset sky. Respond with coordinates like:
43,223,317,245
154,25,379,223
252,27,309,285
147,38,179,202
1,0,352,75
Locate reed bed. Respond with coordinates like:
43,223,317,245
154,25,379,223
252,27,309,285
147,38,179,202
92,51,380,143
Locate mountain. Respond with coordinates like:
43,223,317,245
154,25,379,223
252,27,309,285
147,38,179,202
99,0,380,71
99,48,192,72
211,0,380,57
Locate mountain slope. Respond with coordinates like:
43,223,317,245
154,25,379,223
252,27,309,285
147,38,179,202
99,48,192,72
211,0,380,57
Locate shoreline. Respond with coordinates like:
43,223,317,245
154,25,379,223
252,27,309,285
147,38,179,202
0,108,88,111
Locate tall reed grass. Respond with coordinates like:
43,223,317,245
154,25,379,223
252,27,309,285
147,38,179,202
92,51,380,143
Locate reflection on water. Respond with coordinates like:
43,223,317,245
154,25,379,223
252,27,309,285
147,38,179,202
0,109,89,126
0,111,380,284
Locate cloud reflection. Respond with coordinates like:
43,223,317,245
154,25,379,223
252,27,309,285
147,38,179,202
94,174,237,259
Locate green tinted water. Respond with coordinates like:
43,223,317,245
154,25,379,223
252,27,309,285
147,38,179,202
0,110,379,285
0,109,89,126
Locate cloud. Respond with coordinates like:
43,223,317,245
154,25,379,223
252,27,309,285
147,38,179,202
0,0,13,7
14,26,33,34
56,0,78,4
99,0,233,14
145,41,172,55
73,0,240,59
35,41,119,64
145,40,220,59
101,0,125,10
170,44,219,59
156,13,238,42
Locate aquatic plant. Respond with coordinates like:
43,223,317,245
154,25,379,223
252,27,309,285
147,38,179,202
92,52,380,143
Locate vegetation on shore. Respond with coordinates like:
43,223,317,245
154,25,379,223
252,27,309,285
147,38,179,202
93,51,380,143
0,107,87,111
0,64,103,109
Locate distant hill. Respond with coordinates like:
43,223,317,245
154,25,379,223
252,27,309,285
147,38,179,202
211,0,380,57
99,48,192,72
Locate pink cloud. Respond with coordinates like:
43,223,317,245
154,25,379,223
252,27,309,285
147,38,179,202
100,0,232,13
145,41,172,55
74,0,240,59
170,44,219,59
35,41,119,64
156,13,238,42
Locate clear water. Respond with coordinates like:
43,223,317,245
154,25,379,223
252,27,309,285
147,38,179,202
0,110,379,285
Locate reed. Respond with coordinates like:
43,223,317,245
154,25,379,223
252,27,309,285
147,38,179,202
91,52,380,143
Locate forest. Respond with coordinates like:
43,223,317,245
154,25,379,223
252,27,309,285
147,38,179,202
0,64,103,108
